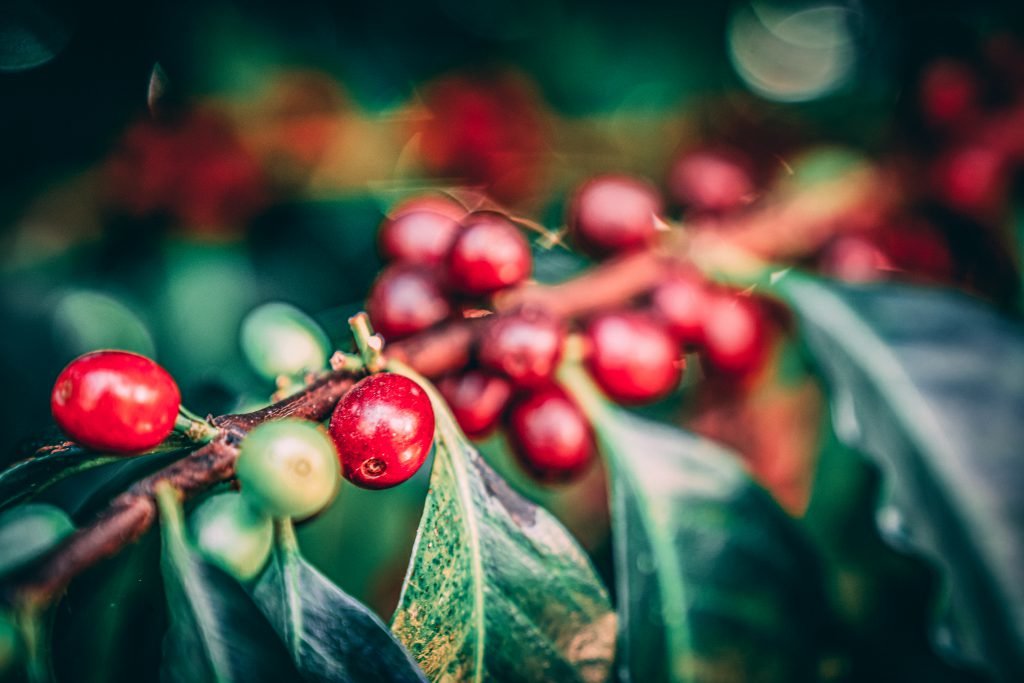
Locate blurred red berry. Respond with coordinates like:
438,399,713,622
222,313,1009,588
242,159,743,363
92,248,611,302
446,211,532,295
652,273,713,347
585,311,682,404
366,265,452,341
505,385,595,483
568,175,662,255
51,350,181,453
818,234,893,282
701,294,769,378
668,148,755,213
919,59,979,129
416,71,548,204
478,309,564,388
378,207,464,265
933,145,1007,215
438,370,512,438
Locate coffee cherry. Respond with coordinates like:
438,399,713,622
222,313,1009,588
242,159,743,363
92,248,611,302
446,211,532,295
651,273,713,348
438,370,512,438
378,198,465,265
329,373,435,489
51,350,181,453
505,385,594,483
389,194,467,224
701,293,769,377
919,59,978,129
568,175,662,255
240,302,330,382
668,148,754,213
478,309,564,387
585,312,682,404
236,420,339,519
366,265,452,342
190,492,273,581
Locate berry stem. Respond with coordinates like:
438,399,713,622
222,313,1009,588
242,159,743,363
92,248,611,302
173,410,220,444
349,312,387,373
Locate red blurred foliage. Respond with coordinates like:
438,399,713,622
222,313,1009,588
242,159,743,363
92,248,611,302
415,70,550,205
105,108,269,233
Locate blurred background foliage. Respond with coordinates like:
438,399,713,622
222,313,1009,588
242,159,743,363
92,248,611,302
2,1,1024,679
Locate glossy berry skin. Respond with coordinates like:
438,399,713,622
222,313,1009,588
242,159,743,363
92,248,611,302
478,309,564,388
668,149,754,213
51,350,181,453
652,273,713,348
446,211,531,295
701,294,770,377
585,312,682,404
236,420,339,519
378,200,465,265
190,492,273,581
568,175,662,255
505,385,595,483
437,370,512,438
366,265,452,342
329,373,435,489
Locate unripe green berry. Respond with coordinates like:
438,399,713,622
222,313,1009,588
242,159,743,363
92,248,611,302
240,303,331,382
189,492,273,581
0,504,75,577
236,420,339,519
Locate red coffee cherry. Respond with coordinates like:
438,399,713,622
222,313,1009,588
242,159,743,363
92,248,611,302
668,148,755,213
585,311,682,404
701,293,770,377
329,373,435,489
378,196,466,265
366,265,452,342
50,350,181,453
568,174,662,255
651,273,713,348
505,385,595,483
446,211,532,295
437,370,512,439
478,309,564,388
919,59,979,129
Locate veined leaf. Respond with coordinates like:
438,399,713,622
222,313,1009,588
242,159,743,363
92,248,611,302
252,518,426,683
775,274,1024,679
389,363,615,683
155,484,300,683
562,364,827,683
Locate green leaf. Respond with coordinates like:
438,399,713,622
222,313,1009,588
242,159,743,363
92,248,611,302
562,363,828,683
252,519,427,683
0,504,74,578
775,273,1024,678
156,485,301,683
389,364,616,683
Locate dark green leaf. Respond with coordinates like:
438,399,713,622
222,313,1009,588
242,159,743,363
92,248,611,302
390,364,615,683
776,274,1024,679
252,519,426,683
156,485,301,683
562,364,828,683
0,504,74,578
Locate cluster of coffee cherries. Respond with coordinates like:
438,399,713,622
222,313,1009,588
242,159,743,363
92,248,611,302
48,348,435,579
369,177,772,483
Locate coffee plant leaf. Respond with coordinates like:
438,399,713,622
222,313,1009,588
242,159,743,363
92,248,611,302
562,364,828,683
776,273,1024,679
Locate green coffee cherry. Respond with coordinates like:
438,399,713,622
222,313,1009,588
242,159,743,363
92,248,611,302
240,302,330,382
236,420,339,519
0,504,75,578
189,492,273,581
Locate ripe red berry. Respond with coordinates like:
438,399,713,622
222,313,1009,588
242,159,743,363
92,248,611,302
701,293,770,377
50,350,181,453
668,148,754,213
651,273,713,348
505,385,595,483
366,265,452,342
568,175,662,255
437,370,512,438
329,373,435,489
919,59,979,129
378,197,465,265
478,309,564,387
584,312,682,404
446,211,532,295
